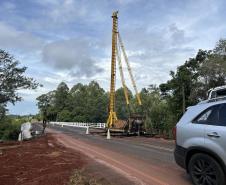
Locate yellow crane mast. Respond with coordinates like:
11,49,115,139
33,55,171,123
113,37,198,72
107,11,118,128
107,11,142,129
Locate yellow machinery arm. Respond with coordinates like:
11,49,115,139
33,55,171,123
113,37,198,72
107,11,118,128
116,44,129,105
118,33,142,106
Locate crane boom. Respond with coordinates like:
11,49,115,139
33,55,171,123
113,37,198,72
116,43,129,105
118,33,142,106
107,11,118,128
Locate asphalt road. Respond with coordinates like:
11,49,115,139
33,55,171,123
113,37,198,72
43,124,192,185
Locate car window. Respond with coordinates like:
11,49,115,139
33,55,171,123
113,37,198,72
216,89,226,97
196,110,212,122
218,104,226,126
193,105,220,125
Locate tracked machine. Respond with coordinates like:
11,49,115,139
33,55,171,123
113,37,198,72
107,11,145,135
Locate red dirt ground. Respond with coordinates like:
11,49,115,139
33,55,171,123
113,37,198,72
0,134,86,185
0,133,135,185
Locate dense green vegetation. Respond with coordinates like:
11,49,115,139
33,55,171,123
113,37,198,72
37,81,109,122
0,115,32,140
158,39,226,132
36,40,226,137
0,50,39,140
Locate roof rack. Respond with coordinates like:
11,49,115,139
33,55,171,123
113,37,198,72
207,96,226,103
198,96,226,105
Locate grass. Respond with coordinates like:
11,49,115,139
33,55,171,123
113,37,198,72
68,169,102,185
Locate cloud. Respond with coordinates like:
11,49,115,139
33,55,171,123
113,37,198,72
118,23,196,86
1,0,226,115
115,0,140,5
169,23,187,45
0,22,44,52
47,0,86,24
42,38,103,77
35,0,108,26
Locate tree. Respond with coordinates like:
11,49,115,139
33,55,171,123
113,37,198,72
57,109,73,122
0,104,6,120
86,81,108,122
54,82,69,111
36,91,57,121
36,81,109,123
138,86,172,134
0,50,40,140
159,39,226,134
0,50,39,105
69,81,108,122
115,87,133,119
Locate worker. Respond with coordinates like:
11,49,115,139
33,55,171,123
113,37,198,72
42,110,47,134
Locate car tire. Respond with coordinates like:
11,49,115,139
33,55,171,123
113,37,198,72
188,153,225,185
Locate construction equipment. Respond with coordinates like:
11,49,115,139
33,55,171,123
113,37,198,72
107,11,145,135
107,11,118,128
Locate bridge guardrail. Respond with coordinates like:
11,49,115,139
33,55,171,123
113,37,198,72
49,122,106,129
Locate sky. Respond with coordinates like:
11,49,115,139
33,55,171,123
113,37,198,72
1,0,226,115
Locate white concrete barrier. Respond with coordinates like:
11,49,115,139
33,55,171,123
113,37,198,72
18,122,32,141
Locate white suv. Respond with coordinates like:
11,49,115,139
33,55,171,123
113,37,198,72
174,99,226,185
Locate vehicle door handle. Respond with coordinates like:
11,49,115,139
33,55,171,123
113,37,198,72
207,132,220,138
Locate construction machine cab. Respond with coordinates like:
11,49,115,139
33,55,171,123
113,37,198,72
125,114,145,135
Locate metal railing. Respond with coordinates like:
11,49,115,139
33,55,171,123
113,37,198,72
49,121,106,129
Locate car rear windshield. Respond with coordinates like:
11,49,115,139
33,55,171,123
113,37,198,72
193,104,226,126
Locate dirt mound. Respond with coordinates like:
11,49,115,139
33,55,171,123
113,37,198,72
0,134,86,185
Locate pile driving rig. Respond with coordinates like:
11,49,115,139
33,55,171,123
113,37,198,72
107,11,145,135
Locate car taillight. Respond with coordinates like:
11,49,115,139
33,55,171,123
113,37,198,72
172,126,177,142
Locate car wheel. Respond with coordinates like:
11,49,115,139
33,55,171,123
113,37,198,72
188,153,225,185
